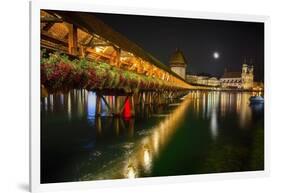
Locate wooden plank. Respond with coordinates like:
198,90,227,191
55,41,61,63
41,31,68,47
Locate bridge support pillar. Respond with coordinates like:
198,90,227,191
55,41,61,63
136,92,142,105
146,92,152,104
93,88,184,118
130,95,135,117
114,96,121,117
157,92,163,105
95,94,102,116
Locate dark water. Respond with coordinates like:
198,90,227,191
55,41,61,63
41,90,264,183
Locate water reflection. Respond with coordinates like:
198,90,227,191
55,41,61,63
87,91,96,126
78,95,191,180
60,94,64,106
210,108,218,139
190,91,254,131
202,92,206,119
49,94,53,112
41,90,264,183
67,92,71,119
44,97,48,111
121,96,190,178
125,163,138,179
239,93,252,128
77,90,83,118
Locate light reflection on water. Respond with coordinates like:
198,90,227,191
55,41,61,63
49,94,53,112
89,95,192,179
210,108,218,139
41,90,191,180
67,92,71,119
60,94,64,106
87,91,96,126
192,91,254,136
41,90,264,183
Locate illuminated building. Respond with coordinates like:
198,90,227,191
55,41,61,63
168,49,257,90
186,74,221,87
220,63,254,89
241,64,254,89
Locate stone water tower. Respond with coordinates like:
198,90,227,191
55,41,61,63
169,48,187,80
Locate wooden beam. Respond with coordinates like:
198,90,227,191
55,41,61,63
119,96,129,114
40,40,68,53
41,31,68,47
41,16,63,23
82,35,113,47
115,47,121,67
42,22,55,31
81,35,93,46
92,43,113,47
100,95,113,115
79,46,85,58
130,95,135,117
86,47,113,60
67,23,78,55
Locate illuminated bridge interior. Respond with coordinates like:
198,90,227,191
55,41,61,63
40,10,192,92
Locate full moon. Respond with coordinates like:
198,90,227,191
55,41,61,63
213,52,220,59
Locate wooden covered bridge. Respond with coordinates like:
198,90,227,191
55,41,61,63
40,10,193,117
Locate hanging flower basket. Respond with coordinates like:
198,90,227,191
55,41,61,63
40,52,183,94
41,62,73,93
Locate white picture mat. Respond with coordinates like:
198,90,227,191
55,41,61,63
30,0,270,192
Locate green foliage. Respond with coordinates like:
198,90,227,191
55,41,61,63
98,62,111,70
41,51,173,93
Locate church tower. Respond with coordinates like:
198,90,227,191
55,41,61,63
169,48,187,79
242,63,248,74
241,60,254,90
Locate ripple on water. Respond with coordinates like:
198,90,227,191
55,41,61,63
137,129,153,136
122,142,134,150
89,150,102,160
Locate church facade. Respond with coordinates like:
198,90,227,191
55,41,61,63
220,64,254,89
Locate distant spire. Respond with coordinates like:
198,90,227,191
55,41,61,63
250,58,253,65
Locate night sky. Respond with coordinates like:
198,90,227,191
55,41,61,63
93,12,264,81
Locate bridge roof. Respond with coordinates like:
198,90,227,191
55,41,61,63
46,10,187,83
